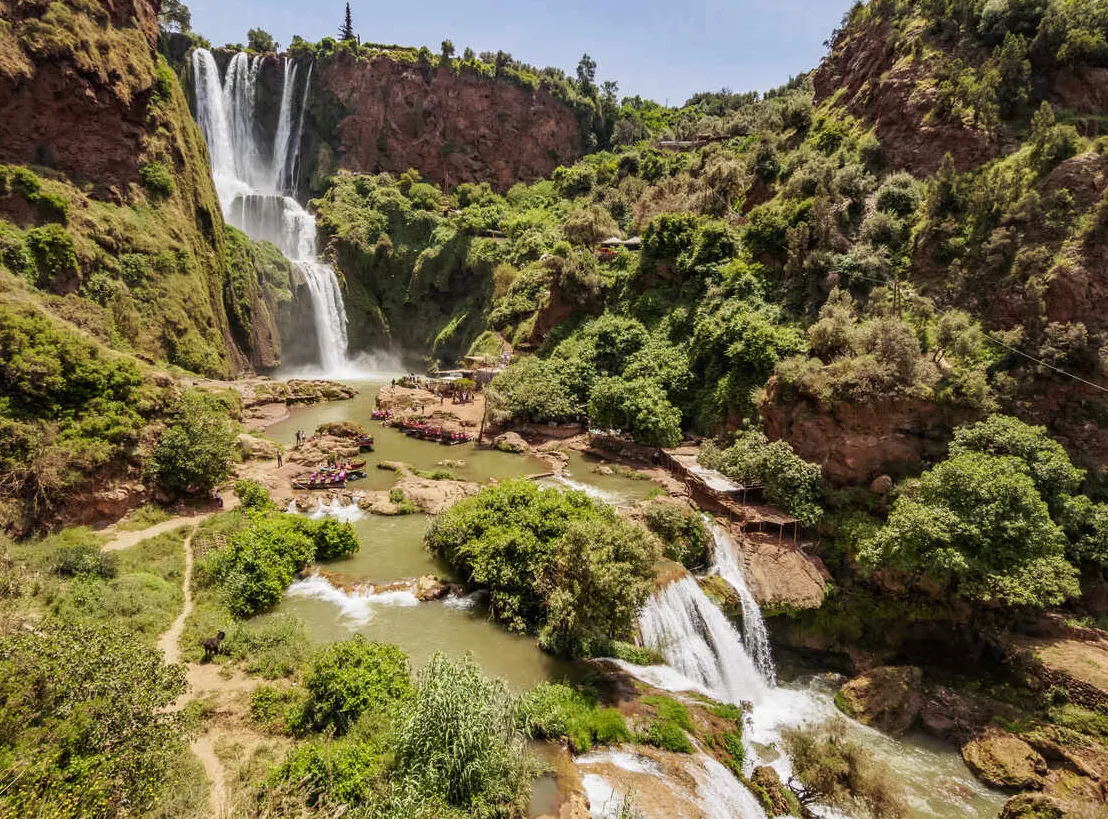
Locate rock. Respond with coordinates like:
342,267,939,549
918,686,992,743
751,766,795,816
415,576,449,602
237,434,279,461
493,432,530,454
743,535,828,612
836,666,924,736
870,474,894,494
961,728,1048,790
999,793,1068,819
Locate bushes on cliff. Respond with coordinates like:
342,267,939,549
642,500,710,569
425,481,658,658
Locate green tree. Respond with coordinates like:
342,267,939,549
588,376,682,447
0,624,187,818
296,637,411,734
247,28,276,53
441,39,455,59
859,452,1079,607
145,390,237,496
339,3,356,41
576,53,598,95
537,519,659,657
158,0,191,33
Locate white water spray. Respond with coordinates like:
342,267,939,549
637,575,769,707
191,49,350,374
708,522,776,684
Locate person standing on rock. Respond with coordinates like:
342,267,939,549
277,449,284,469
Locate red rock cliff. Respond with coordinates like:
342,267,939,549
309,55,583,191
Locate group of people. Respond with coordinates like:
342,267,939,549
294,429,310,448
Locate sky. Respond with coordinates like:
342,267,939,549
188,0,855,104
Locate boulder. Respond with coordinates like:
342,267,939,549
836,666,924,736
415,576,449,602
999,793,1068,819
961,728,1048,790
494,432,530,454
918,685,992,743
237,434,279,461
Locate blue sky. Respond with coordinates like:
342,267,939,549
188,0,854,104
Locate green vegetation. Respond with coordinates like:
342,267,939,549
700,431,825,525
425,480,658,658
517,683,631,752
641,694,695,753
860,416,1098,608
0,624,187,819
642,499,710,569
146,389,238,497
782,720,907,819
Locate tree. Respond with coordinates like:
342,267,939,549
588,376,683,448
538,519,659,657
859,451,1079,608
145,390,237,496
782,720,908,819
295,637,412,734
247,27,276,53
441,39,455,59
0,624,187,818
158,0,191,33
576,53,597,95
339,3,356,42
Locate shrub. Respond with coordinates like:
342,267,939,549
644,718,694,753
234,478,276,512
0,624,187,818
294,637,412,734
222,615,310,679
392,654,537,814
54,542,118,579
643,500,710,569
139,162,174,198
146,390,237,496
588,376,683,448
518,683,631,752
25,224,77,287
782,720,907,819
310,518,360,560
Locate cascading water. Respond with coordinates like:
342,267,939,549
191,49,350,374
708,522,776,684
637,575,769,707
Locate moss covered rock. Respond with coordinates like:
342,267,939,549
961,728,1047,790
835,666,923,736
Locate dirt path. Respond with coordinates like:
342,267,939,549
157,525,197,665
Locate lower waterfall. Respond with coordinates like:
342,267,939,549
708,522,777,684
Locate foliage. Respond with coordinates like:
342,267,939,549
146,389,237,496
517,683,631,752
203,512,358,616
588,376,683,447
426,481,658,657
221,615,311,679
859,449,1080,608
247,27,276,53
782,720,907,819
643,500,710,568
294,637,412,735
234,478,277,512
700,431,824,524
0,624,187,819
391,654,538,816
139,161,174,198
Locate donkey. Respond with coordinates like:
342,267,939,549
201,631,226,663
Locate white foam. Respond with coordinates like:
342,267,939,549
308,496,365,523
577,750,662,778
285,575,419,625
687,753,768,819
443,590,486,610
581,774,622,819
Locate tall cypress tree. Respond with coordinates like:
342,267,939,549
339,3,355,41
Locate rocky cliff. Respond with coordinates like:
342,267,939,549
0,0,289,377
302,55,583,193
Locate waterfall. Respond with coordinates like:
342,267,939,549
638,576,769,707
191,48,351,374
708,522,776,684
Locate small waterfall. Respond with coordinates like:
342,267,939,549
191,48,351,374
638,576,768,707
709,522,776,684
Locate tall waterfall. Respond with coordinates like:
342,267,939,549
638,576,769,707
709,522,776,684
191,49,349,373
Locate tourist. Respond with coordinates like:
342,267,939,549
277,449,284,469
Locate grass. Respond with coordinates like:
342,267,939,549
518,683,632,753
640,695,695,754
116,503,175,531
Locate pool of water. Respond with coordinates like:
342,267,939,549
542,452,661,507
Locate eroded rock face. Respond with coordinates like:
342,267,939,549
761,379,981,485
306,56,582,192
836,666,924,736
961,728,1048,790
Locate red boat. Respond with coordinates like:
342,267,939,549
355,435,374,451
